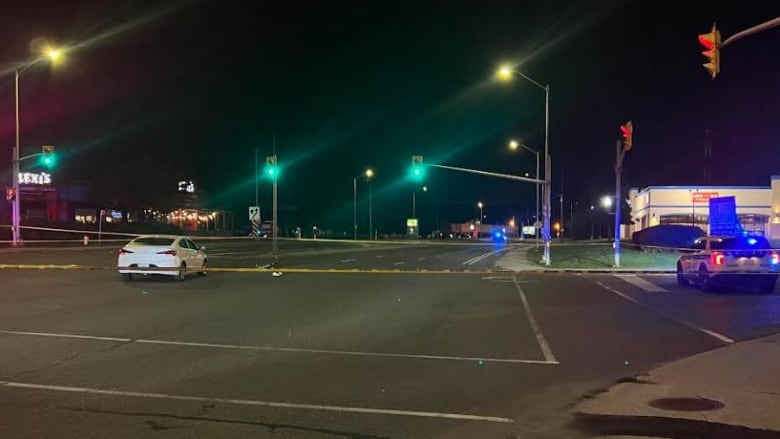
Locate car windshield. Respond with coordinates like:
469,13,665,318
131,237,175,246
712,236,771,250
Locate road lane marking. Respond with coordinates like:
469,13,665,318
513,279,558,364
462,247,509,266
375,255,385,258
339,258,356,263
393,261,405,266
417,257,426,261
0,381,514,424
0,330,557,365
613,274,668,292
0,330,130,342
594,281,735,344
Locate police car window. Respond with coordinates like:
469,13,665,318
718,237,770,250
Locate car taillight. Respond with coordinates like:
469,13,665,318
118,248,133,255
771,252,779,265
712,252,724,266
156,249,177,256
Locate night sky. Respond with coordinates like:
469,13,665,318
1,1,779,235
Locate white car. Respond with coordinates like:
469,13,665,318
677,235,779,293
117,235,207,281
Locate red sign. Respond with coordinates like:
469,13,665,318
692,191,719,203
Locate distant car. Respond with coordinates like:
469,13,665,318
117,235,207,281
677,235,779,293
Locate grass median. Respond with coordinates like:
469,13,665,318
527,242,678,270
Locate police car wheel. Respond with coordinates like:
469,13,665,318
698,265,714,292
676,263,689,286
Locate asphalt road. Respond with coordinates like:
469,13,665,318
2,244,780,438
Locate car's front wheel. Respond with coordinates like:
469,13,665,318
178,263,186,281
676,263,689,286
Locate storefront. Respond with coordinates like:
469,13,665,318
629,175,780,238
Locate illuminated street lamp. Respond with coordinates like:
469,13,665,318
497,63,552,265
353,168,375,240
508,139,540,241
12,45,65,246
601,196,613,209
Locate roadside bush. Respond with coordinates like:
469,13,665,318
632,225,705,250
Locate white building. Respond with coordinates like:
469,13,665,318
629,175,780,239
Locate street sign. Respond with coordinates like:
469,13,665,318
248,206,260,222
533,221,542,229
709,196,741,237
406,218,418,227
692,191,719,203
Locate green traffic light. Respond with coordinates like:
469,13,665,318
265,166,279,179
39,154,57,169
410,165,424,181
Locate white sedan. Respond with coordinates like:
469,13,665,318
117,235,207,281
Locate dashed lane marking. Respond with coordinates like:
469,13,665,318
393,261,406,266
613,274,669,292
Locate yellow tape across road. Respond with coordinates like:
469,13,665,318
0,264,500,274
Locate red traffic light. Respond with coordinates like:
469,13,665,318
620,121,633,150
698,23,721,79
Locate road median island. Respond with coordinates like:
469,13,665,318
573,333,780,438
524,242,678,272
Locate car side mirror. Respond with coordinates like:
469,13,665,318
200,245,206,251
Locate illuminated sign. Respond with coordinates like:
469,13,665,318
19,172,52,185
178,180,195,193
692,191,719,203
406,218,418,227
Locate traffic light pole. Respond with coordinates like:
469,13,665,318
272,168,278,264
614,139,627,268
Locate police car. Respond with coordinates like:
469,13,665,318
676,235,779,293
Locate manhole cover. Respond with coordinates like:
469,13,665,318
649,397,724,411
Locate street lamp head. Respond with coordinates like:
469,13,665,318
422,186,428,192
508,140,519,150
477,202,483,208
601,196,613,208
497,65,513,81
364,168,374,179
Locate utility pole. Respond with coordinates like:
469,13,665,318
615,121,633,268
353,177,358,240
272,132,278,264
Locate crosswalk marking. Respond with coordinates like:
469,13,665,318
613,274,669,292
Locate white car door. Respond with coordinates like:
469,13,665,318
175,238,195,269
185,239,203,269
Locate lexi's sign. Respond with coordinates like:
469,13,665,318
19,172,52,185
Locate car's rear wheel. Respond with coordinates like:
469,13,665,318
676,263,689,286
178,263,186,281
121,273,133,281
698,265,714,292
198,260,207,276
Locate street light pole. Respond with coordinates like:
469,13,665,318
12,69,20,246
543,84,551,265
353,176,358,240
368,180,373,240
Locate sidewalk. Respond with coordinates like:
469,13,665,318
575,333,780,436
496,245,540,271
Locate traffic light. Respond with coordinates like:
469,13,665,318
39,145,56,168
699,23,721,79
5,187,15,202
410,155,425,181
265,155,279,179
620,121,633,150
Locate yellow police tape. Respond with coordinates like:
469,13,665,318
0,263,501,274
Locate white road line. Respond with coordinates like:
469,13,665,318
0,330,130,343
417,257,426,261
0,330,558,365
613,274,669,292
594,281,735,344
339,258,356,263
207,251,253,257
513,279,558,364
393,261,405,266
375,255,385,258
0,381,514,424
462,247,509,266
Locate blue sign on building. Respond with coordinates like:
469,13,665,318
709,196,742,236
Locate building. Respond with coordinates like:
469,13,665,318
629,175,780,239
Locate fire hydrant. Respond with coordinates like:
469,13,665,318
83,235,90,246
